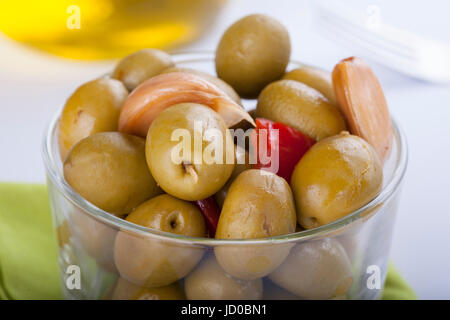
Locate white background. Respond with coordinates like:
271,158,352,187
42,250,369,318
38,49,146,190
0,0,449,299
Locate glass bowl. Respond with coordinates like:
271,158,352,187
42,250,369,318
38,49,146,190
42,52,408,300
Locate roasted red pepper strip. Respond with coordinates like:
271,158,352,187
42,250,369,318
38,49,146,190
193,197,221,237
251,118,315,182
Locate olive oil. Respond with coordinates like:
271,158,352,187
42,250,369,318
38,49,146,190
0,0,225,60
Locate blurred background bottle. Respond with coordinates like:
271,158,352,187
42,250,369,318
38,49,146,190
0,0,226,60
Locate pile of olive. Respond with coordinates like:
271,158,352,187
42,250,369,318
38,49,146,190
59,14,392,300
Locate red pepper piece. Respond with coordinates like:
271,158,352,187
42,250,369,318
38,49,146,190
252,118,315,182
193,197,221,237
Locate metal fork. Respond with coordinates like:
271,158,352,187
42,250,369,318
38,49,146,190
313,1,450,83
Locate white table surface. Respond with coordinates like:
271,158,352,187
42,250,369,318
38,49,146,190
0,0,449,299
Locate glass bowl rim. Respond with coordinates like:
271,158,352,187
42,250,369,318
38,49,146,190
42,51,408,246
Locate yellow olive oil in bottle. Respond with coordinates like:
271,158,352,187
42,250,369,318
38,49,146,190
0,0,225,60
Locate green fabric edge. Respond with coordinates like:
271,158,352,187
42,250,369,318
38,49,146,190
0,183,61,300
381,263,417,300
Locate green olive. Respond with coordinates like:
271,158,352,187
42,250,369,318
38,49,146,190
55,220,70,249
69,208,118,273
64,132,161,216
111,277,185,300
184,255,263,300
114,194,205,287
160,67,242,105
124,194,206,236
283,66,337,106
216,169,296,239
215,14,291,98
263,278,302,300
214,145,251,207
256,80,347,140
336,227,363,262
146,103,235,201
291,132,383,229
112,49,174,91
58,78,128,160
269,239,353,299
215,169,296,279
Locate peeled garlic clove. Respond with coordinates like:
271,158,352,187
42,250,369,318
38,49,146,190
160,67,242,105
118,72,254,137
332,57,393,161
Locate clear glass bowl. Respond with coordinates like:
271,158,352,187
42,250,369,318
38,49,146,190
42,52,408,300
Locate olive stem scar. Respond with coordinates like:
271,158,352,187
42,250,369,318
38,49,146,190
183,161,199,183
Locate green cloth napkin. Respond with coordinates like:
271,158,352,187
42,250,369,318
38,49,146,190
382,264,417,300
0,182,416,300
0,183,61,299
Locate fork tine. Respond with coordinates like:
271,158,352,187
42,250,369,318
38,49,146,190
318,10,416,64
315,15,420,71
318,24,417,71
314,1,450,82
315,6,417,61
315,2,419,51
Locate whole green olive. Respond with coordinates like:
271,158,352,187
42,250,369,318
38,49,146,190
291,132,383,229
112,49,174,91
269,239,353,299
216,169,296,239
214,145,251,207
184,255,263,300
64,132,161,216
263,278,302,300
160,67,241,105
58,77,128,160
256,80,347,140
283,66,337,106
124,194,206,236
215,169,296,279
111,277,185,300
215,14,291,98
114,194,205,287
146,103,235,201
69,208,118,273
